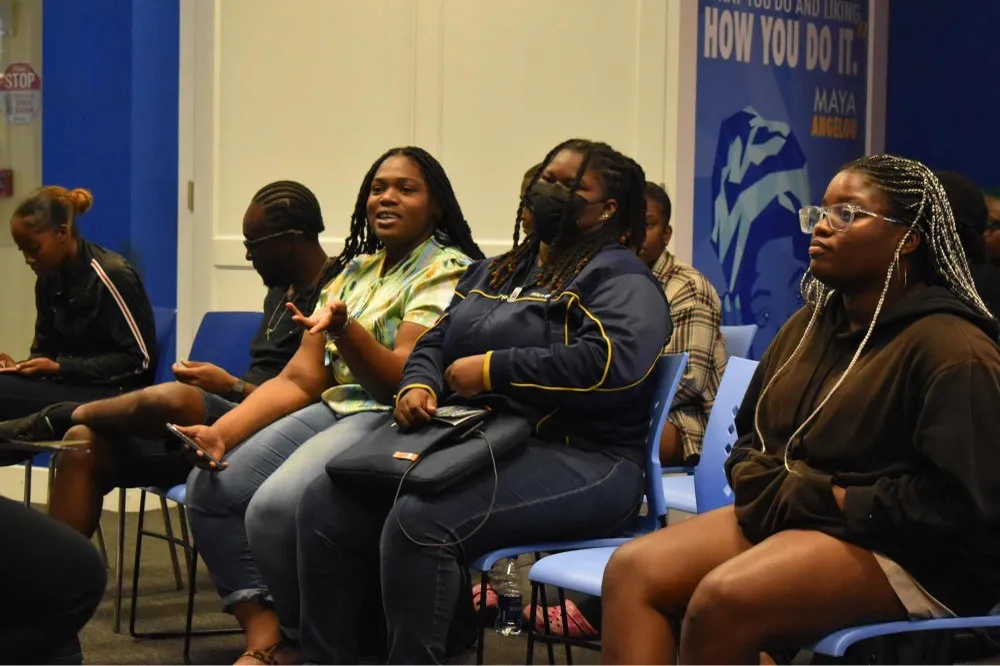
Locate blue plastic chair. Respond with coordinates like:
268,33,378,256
524,358,759,660
127,311,262,662
152,306,179,384
186,311,263,377
660,357,758,515
812,615,1000,659
469,353,688,665
720,324,757,359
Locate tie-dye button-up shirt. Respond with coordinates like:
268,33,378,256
316,236,471,416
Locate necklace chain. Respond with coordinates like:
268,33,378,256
266,257,338,340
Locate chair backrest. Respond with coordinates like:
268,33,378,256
641,353,689,530
720,324,758,359
187,311,265,378
151,306,177,384
693,356,759,513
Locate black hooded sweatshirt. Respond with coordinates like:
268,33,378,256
725,285,1000,616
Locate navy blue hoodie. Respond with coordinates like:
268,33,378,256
399,244,671,464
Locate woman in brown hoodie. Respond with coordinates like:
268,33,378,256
601,155,1000,664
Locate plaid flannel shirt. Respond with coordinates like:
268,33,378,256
651,250,728,462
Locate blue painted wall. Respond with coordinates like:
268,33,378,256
42,0,178,310
885,0,1000,188
41,0,179,392
130,0,179,313
42,0,133,254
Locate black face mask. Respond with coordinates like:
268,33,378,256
526,180,590,245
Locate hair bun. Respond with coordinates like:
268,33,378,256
69,188,93,215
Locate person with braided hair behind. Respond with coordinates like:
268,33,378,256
602,154,1000,664
288,139,671,663
178,147,481,665
0,180,342,539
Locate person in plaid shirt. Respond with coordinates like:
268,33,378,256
641,182,727,465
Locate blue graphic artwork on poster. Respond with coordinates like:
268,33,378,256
693,0,870,358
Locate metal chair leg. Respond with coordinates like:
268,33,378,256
160,495,183,590
127,492,240,661
557,587,573,665
113,488,127,634
94,521,109,568
539,581,557,666
526,582,540,665
128,490,149,637
183,546,199,665
177,504,194,582
47,453,57,500
22,458,32,506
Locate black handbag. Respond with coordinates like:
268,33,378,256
325,397,533,495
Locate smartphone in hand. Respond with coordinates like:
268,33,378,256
166,423,225,469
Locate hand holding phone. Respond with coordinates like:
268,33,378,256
166,423,227,471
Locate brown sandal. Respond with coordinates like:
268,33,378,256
237,642,282,666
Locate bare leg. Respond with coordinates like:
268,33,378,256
232,601,299,665
48,426,113,538
601,507,753,664
658,422,685,466
71,382,207,439
679,529,906,664
49,384,209,538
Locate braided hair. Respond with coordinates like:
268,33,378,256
345,147,483,262
489,139,647,291
756,154,992,475
800,154,990,318
252,180,325,238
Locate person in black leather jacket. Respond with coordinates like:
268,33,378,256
0,186,156,424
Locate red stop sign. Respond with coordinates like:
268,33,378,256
3,63,39,91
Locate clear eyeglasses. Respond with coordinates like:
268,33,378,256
799,203,905,234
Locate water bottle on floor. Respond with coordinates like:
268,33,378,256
491,557,523,636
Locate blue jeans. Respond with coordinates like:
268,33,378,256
186,402,385,612
246,409,388,634
295,440,644,664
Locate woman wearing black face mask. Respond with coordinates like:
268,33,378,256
289,139,671,663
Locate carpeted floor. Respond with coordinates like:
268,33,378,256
64,506,1000,666
77,506,599,666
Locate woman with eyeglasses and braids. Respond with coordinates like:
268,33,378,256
178,147,481,665
602,155,1000,665
287,139,671,664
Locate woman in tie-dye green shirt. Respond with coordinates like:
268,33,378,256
316,234,470,415
181,147,482,661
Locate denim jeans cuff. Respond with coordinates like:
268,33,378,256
221,588,273,614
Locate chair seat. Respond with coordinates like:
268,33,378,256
813,616,1000,657
470,538,630,573
528,547,619,597
662,474,696,513
145,484,187,505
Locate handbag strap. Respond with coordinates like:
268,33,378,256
391,427,499,548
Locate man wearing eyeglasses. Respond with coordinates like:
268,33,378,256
0,181,343,539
